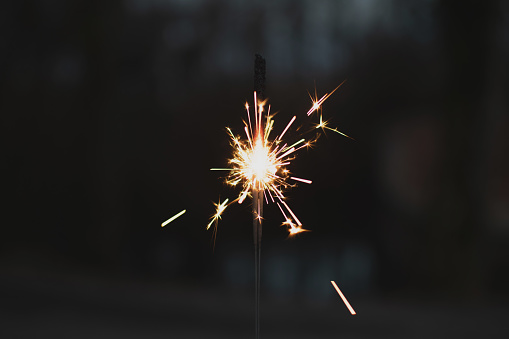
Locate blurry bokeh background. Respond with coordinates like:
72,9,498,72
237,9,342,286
2,0,509,338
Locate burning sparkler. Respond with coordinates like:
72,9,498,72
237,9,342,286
209,69,348,236
209,55,351,338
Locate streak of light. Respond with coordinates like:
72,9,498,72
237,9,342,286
316,114,355,140
331,281,356,315
306,80,346,116
161,209,186,227
290,177,312,184
278,116,296,141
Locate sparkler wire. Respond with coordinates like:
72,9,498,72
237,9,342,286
253,53,265,339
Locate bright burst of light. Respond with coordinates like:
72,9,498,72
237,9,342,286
210,83,349,236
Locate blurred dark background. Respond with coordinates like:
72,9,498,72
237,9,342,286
1,0,509,338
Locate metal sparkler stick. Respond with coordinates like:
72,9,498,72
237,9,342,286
253,53,265,339
253,187,262,339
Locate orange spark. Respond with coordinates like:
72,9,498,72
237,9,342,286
331,281,356,315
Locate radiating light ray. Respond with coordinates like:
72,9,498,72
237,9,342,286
331,281,356,315
292,142,310,153
276,202,288,219
283,139,305,152
161,209,186,227
277,147,296,160
245,126,253,147
239,190,249,204
246,102,253,138
267,189,275,203
278,116,296,141
290,177,312,184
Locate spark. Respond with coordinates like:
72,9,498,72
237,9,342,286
161,209,186,227
277,202,308,236
209,83,351,236
288,225,308,235
306,80,346,116
207,198,231,250
316,114,355,140
331,281,356,315
207,198,229,230
284,138,306,151
284,218,307,235
278,116,296,141
290,177,312,184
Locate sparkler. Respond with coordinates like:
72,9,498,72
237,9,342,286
209,55,351,338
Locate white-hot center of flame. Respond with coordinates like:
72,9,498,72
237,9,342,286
248,138,276,188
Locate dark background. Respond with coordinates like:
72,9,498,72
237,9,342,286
1,0,509,338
